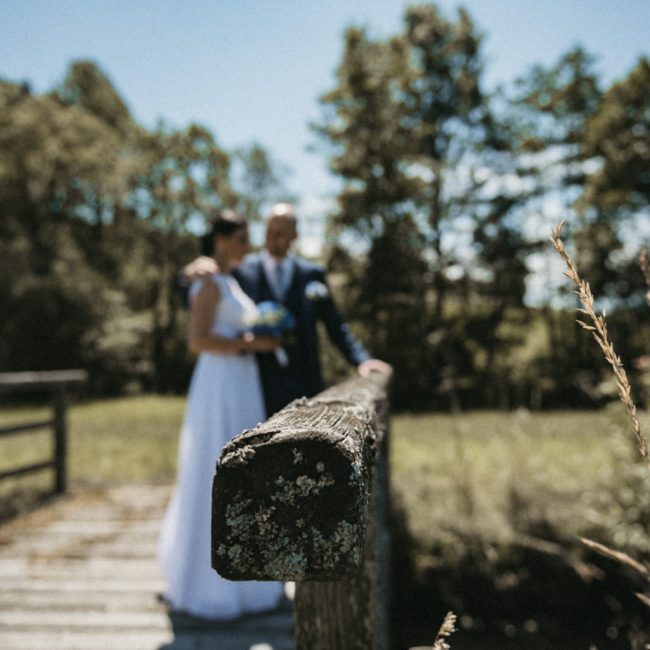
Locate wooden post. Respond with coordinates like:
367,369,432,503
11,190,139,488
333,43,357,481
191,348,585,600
53,386,68,494
292,426,390,650
212,372,391,650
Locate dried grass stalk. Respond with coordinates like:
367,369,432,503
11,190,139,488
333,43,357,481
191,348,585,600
641,248,650,307
580,537,650,576
432,611,457,650
550,221,650,470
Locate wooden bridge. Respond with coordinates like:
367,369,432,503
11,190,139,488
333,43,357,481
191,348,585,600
0,369,391,649
0,484,293,650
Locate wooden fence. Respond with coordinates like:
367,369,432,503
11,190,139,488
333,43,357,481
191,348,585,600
212,371,391,649
0,370,87,494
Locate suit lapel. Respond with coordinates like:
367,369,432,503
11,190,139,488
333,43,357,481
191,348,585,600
255,257,275,302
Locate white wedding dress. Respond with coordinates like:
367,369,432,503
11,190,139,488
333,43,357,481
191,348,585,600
158,273,283,620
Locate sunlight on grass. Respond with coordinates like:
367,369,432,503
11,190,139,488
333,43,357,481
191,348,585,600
391,408,650,555
0,396,185,493
68,395,185,484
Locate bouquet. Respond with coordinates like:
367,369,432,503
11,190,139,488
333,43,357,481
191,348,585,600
246,301,296,366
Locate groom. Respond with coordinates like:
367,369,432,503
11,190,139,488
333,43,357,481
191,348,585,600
185,203,390,416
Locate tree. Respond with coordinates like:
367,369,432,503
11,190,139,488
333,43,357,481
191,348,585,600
1,58,298,394
581,57,650,297
316,26,431,406
584,57,650,211
317,5,492,407
231,142,294,221
0,76,132,376
510,47,609,293
59,60,133,136
402,4,486,322
129,123,236,391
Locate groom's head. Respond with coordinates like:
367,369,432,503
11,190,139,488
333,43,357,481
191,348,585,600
265,203,297,259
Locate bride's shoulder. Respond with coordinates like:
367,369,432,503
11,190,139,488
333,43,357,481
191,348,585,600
189,274,222,302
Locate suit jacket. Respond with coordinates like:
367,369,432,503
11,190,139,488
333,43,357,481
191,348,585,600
233,253,370,416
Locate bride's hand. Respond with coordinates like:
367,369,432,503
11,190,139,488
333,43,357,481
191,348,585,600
241,333,281,353
251,336,282,352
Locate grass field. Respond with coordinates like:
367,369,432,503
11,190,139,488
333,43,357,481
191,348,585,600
390,408,650,649
391,408,650,555
0,397,648,647
0,395,184,488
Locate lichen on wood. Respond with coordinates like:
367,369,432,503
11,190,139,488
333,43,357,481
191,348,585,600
211,373,389,581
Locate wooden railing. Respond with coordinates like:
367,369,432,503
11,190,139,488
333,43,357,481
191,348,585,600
0,370,87,494
212,371,391,650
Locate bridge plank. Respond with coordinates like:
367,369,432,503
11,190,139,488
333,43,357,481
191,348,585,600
0,485,293,650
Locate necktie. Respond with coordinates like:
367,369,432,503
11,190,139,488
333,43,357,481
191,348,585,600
274,262,285,299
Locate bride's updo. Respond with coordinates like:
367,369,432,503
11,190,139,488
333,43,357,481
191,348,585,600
200,209,246,255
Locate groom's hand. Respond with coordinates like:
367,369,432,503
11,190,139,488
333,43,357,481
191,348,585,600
358,358,393,378
183,256,219,281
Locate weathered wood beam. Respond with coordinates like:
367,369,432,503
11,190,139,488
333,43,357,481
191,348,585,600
0,370,88,392
211,372,390,581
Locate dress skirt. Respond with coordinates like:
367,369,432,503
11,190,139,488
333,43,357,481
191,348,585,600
158,350,283,619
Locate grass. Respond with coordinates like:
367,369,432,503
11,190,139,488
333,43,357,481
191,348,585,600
1,397,649,647
66,395,185,484
1,398,647,552
390,407,650,648
0,395,185,514
391,408,649,553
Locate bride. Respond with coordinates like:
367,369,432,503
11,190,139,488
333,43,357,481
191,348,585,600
158,209,284,620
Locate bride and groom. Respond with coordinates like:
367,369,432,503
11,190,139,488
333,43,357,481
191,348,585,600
158,203,389,620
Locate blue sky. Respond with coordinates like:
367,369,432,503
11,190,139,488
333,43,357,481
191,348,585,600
2,0,649,251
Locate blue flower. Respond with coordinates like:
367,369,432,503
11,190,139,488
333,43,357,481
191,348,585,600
249,301,296,337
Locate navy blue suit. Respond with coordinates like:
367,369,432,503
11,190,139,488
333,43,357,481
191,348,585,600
233,253,370,416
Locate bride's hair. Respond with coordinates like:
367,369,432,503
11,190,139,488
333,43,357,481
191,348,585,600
200,209,246,255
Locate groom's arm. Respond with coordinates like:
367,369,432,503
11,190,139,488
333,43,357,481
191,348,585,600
312,269,392,376
312,271,371,367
